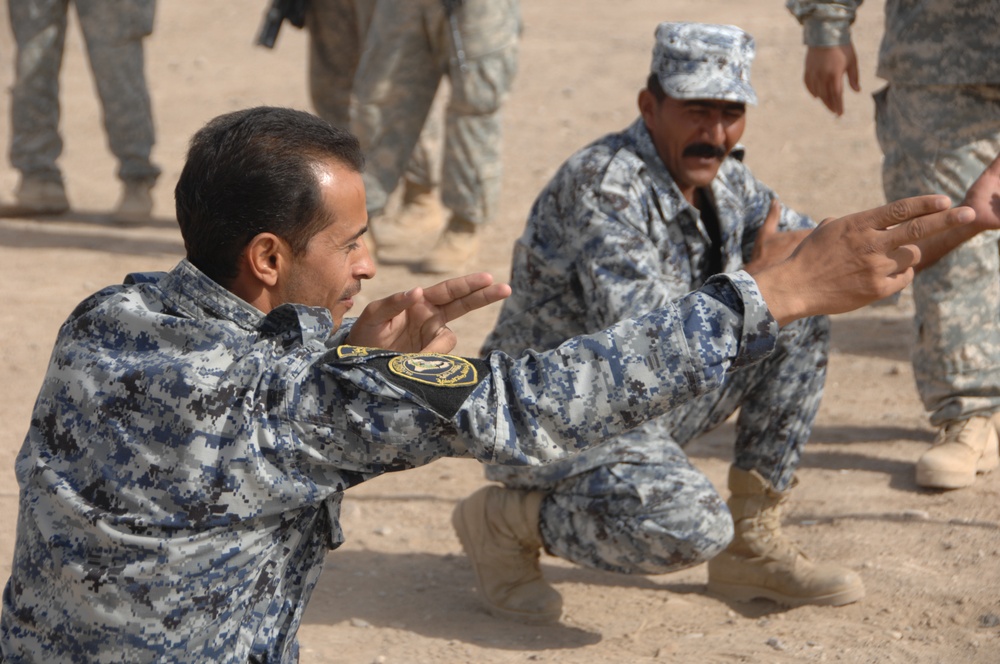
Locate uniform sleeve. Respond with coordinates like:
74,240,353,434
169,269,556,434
786,0,863,47
289,272,777,474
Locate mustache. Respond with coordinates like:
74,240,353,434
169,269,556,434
683,143,726,159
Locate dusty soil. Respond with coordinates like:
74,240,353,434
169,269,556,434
0,1,998,663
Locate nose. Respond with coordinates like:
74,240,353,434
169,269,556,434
356,236,377,279
701,110,726,145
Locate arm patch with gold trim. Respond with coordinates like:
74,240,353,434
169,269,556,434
354,351,491,419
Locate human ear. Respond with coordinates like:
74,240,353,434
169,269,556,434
243,233,286,287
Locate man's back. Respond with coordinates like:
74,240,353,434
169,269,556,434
2,263,347,663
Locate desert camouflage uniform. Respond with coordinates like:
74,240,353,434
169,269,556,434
1,259,777,662
8,0,160,185
788,0,1000,426
305,0,442,189
351,0,520,224
481,118,826,574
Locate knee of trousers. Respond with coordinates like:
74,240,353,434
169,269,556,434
539,479,733,576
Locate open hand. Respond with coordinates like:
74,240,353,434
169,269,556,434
754,195,975,325
346,272,512,353
804,44,860,117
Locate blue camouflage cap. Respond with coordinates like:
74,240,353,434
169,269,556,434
651,22,758,106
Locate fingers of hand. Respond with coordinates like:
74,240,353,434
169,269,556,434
420,326,457,354
885,244,922,274
424,273,494,306
857,195,952,231
440,283,511,322
883,205,974,247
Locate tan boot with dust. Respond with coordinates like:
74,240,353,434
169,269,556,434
916,415,1000,489
707,466,865,607
369,180,444,255
451,485,563,624
112,180,154,222
0,177,69,217
418,214,479,274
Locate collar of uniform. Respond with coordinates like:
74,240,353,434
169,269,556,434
626,118,698,222
159,259,266,331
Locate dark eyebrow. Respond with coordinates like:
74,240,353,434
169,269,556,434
350,224,369,242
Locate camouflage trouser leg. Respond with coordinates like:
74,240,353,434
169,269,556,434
875,84,1000,426
304,0,444,190
8,0,70,183
352,0,519,222
526,315,829,575
75,0,160,183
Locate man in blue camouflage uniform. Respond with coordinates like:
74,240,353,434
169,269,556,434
451,21,873,624
788,0,1000,490
0,0,161,222
305,0,448,252
351,0,521,273
0,103,981,661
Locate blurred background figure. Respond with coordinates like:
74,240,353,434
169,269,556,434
1,0,161,222
305,0,447,260
351,0,521,273
788,0,1000,490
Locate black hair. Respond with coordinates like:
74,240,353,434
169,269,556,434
646,73,667,102
174,106,365,286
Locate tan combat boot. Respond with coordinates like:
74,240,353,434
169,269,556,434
418,214,479,274
0,177,69,217
707,466,865,607
916,414,1000,489
451,485,563,624
112,179,154,222
369,180,445,256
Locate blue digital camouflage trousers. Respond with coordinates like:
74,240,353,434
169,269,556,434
351,0,520,224
305,0,443,189
488,314,830,575
8,0,160,184
875,84,1000,426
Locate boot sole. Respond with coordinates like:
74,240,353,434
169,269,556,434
451,501,562,625
706,579,866,607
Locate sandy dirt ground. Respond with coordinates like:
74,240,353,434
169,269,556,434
0,1,998,662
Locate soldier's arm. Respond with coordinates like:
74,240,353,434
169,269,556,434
786,0,864,116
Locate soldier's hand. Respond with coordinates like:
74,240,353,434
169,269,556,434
753,195,975,326
347,272,511,353
964,152,1000,233
804,44,859,116
745,198,812,272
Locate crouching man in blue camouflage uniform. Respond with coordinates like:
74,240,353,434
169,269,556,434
450,21,976,623
0,104,983,662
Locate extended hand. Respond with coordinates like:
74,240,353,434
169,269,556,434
754,195,975,326
804,44,860,117
964,152,1000,233
745,198,813,272
346,272,512,353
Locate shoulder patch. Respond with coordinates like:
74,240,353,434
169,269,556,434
355,352,491,419
337,345,374,358
387,353,478,388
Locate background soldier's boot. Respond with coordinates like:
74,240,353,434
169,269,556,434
0,177,70,217
451,485,563,624
418,214,479,274
396,179,445,236
916,415,1000,489
707,466,865,607
112,179,155,222
368,181,444,257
